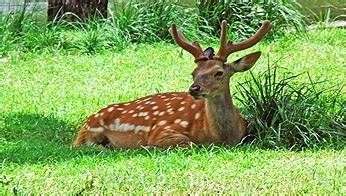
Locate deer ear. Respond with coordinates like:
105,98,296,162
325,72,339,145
203,47,214,59
228,51,261,72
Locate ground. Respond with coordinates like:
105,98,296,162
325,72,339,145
0,29,345,194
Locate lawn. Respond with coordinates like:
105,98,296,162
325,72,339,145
0,28,345,194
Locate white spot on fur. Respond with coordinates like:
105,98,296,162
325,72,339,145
90,127,104,133
129,110,134,113
181,101,186,104
109,118,149,133
116,108,124,111
123,103,131,106
158,120,167,126
134,125,150,133
143,97,151,102
132,113,138,117
149,101,156,105
109,118,119,130
195,112,201,119
178,107,185,111
191,104,196,109
153,111,159,116
159,111,165,116
174,119,182,124
152,106,159,110
144,116,150,120
95,113,100,118
107,107,115,112
138,112,148,117
121,110,127,114
180,121,189,128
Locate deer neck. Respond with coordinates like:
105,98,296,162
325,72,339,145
205,85,243,145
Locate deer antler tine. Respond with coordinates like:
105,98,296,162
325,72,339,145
214,20,229,61
170,24,207,62
220,20,228,47
230,20,272,52
214,20,272,62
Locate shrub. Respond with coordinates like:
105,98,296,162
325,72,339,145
235,60,345,149
109,0,203,43
197,0,306,40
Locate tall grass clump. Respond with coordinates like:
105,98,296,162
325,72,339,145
0,6,63,54
0,15,15,55
198,0,306,39
109,0,204,43
0,7,29,55
235,60,345,149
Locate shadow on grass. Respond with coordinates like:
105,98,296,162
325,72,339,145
0,113,191,165
2,113,342,165
0,113,111,164
1,113,236,165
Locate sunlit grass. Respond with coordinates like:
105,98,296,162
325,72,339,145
0,28,345,194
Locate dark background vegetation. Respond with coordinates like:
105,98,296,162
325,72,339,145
1,0,344,54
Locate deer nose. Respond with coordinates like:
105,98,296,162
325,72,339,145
189,84,201,96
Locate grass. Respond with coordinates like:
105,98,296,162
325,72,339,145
0,0,309,55
0,28,345,194
1,147,345,194
235,63,344,149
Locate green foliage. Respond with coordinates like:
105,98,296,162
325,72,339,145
236,63,345,149
109,0,201,43
0,0,309,55
198,0,306,39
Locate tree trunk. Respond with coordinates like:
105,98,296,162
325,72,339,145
48,0,108,22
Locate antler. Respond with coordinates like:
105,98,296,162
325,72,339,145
169,24,207,62
214,20,272,62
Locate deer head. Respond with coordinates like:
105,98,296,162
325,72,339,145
170,20,272,99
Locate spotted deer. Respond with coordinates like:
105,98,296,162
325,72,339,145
74,20,272,148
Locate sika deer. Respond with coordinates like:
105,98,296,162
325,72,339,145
74,20,272,148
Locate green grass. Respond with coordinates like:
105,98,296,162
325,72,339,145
0,28,345,194
1,147,345,194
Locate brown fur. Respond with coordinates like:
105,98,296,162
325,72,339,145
74,92,247,148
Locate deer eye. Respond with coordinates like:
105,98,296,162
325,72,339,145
214,71,224,78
